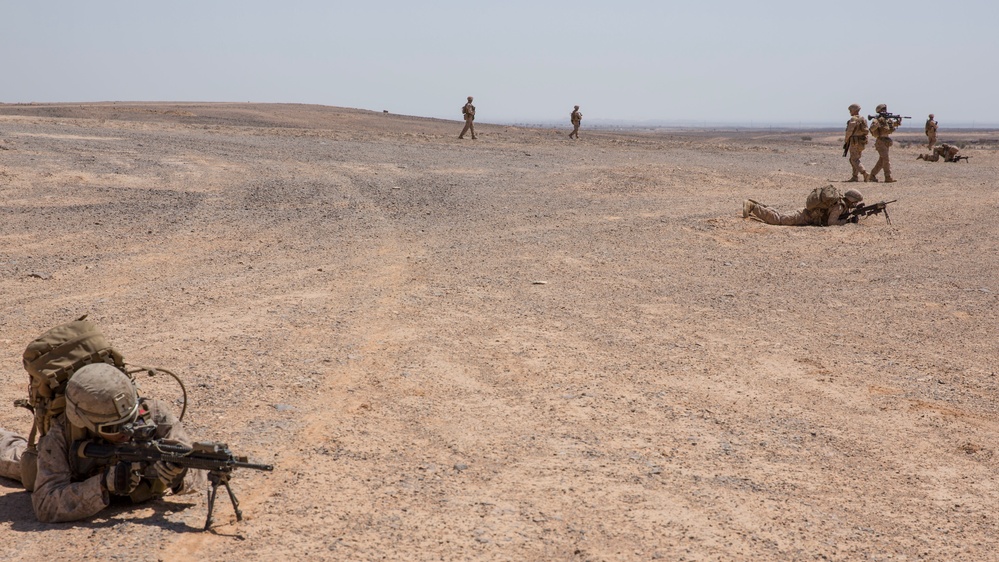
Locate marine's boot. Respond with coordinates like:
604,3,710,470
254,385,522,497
847,176,859,182
862,171,869,182
867,175,879,183
884,175,896,183
917,154,924,160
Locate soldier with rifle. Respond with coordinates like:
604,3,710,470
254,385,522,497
743,187,864,226
744,187,896,227
843,103,869,182
1,362,270,527
917,143,967,163
868,104,909,183
1,364,204,522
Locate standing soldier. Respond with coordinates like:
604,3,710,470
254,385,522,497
459,96,476,140
844,103,869,182
569,105,582,139
868,104,900,183
925,114,938,151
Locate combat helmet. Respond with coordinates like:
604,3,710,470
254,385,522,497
876,104,887,113
843,189,864,204
848,103,860,112
65,363,139,435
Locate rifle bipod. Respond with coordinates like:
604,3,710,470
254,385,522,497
204,471,243,530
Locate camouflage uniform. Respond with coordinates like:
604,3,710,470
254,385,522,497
844,104,869,181
925,115,938,151
0,430,27,483
743,189,863,227
569,106,582,139
0,398,205,523
868,105,899,183
459,97,476,140
918,143,960,162
745,201,854,226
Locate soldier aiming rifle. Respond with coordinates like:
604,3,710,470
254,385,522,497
868,104,904,182
1,318,273,529
917,143,968,163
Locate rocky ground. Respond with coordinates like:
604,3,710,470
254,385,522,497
0,102,997,561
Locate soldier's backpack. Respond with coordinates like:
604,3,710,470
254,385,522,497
15,317,128,489
15,316,188,491
805,185,842,212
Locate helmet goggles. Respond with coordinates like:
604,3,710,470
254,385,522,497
92,402,140,437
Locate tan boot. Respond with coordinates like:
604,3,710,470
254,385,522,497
867,176,879,183
862,171,869,182
884,176,896,183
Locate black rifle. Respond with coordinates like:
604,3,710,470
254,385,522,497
947,155,970,163
840,200,897,225
842,142,849,157
868,112,911,122
79,439,274,530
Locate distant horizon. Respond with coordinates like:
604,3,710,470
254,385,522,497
493,118,999,131
4,99,998,131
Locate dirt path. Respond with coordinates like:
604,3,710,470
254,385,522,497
1,103,997,561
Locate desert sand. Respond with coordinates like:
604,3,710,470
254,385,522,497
1,103,997,561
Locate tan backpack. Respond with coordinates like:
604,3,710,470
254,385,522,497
14,317,125,488
803,185,844,226
15,316,187,490
805,185,841,212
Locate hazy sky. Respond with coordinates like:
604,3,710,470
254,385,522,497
3,1,997,126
